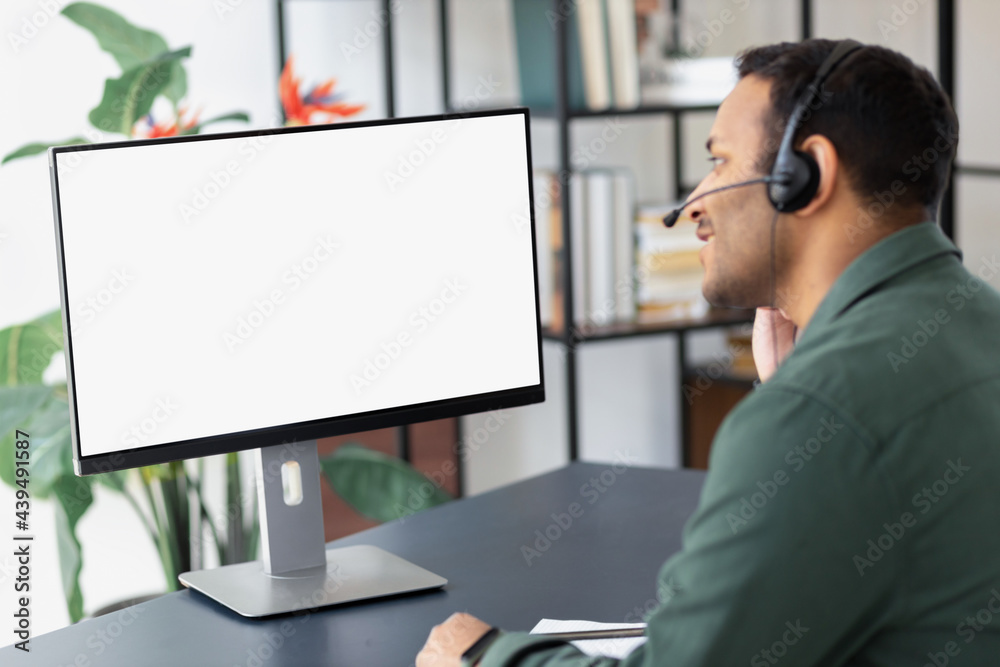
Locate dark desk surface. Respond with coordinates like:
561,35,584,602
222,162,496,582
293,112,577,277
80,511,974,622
7,463,705,666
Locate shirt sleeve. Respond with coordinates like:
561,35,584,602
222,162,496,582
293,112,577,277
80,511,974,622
480,386,902,667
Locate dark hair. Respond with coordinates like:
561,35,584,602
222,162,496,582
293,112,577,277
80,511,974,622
736,39,958,215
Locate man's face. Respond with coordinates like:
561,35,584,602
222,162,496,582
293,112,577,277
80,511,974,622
686,74,781,309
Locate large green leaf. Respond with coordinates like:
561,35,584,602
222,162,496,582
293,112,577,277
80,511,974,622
52,474,93,623
163,61,187,106
93,468,128,493
88,47,191,136
20,398,73,499
179,111,251,136
61,3,188,105
62,2,168,70
320,444,452,523
0,385,54,485
31,309,64,341
0,320,64,387
1,138,89,165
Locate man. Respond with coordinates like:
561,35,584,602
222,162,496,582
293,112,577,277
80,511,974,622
417,39,1000,666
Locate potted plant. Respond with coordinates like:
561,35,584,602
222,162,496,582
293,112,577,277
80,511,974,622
1,3,451,623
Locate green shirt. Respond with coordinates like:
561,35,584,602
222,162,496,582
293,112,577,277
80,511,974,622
482,222,1000,666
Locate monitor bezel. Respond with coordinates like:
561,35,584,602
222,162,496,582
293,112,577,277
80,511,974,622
49,107,544,476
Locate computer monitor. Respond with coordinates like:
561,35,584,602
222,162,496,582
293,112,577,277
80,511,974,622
48,107,543,617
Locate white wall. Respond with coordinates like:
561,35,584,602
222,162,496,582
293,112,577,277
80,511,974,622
2,0,997,640
0,0,280,638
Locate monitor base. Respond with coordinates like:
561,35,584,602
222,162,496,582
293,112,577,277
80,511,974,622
179,544,447,618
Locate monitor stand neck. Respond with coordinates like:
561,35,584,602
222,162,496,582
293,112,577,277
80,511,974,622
178,440,447,618
256,440,327,574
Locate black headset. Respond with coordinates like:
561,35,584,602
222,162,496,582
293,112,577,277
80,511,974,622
663,39,864,227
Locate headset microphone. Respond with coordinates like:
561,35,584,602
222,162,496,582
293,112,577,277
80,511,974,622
664,39,865,229
662,177,781,228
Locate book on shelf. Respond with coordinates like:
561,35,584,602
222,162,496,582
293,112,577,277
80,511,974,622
606,0,641,109
640,56,736,106
569,171,589,326
634,202,709,322
536,168,636,330
580,168,636,327
634,0,737,106
577,0,613,110
611,170,636,320
534,174,714,332
585,170,615,324
512,0,640,111
511,0,587,110
533,170,557,328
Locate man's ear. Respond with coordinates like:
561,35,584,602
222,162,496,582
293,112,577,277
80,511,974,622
792,134,839,217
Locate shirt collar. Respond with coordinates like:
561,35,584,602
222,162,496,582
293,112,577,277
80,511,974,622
803,221,962,333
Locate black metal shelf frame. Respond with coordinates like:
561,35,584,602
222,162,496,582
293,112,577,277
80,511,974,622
275,0,459,493
276,0,960,470
540,0,817,463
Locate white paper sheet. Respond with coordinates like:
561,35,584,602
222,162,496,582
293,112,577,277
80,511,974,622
529,619,647,659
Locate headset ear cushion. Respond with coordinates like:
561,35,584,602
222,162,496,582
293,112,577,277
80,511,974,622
773,150,821,212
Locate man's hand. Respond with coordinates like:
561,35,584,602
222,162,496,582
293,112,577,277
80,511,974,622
417,612,492,667
752,307,797,382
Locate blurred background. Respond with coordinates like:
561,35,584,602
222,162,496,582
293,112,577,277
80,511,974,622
1,0,997,638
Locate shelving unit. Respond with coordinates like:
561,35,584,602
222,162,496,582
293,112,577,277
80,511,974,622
530,0,959,464
276,0,960,469
546,0,757,463
274,0,451,488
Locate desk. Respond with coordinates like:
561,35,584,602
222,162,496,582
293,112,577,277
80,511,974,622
4,463,705,666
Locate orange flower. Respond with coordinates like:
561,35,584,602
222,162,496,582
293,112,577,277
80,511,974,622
280,55,365,126
133,108,200,138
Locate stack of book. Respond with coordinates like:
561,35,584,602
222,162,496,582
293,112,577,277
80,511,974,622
513,0,737,112
513,0,641,111
533,168,636,330
633,203,708,322
533,175,711,329
640,56,736,106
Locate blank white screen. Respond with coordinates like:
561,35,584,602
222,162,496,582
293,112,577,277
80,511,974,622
55,113,540,458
